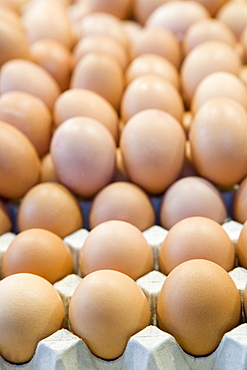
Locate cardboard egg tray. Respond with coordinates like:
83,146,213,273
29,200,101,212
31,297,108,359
0,196,247,369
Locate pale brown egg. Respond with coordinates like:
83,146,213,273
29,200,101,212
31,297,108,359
216,1,247,40
233,176,247,224
114,147,129,182
53,88,119,143
125,54,180,90
181,41,242,107
50,117,116,198
40,153,58,183
240,65,247,88
69,269,151,360
2,228,73,283
120,109,186,194
0,273,64,364
0,200,12,235
178,140,198,177
189,98,247,188
159,216,235,275
0,0,29,13
236,220,247,269
243,283,247,321
240,26,247,64
160,176,228,229
157,259,241,356
82,0,133,20
120,75,184,124
17,182,83,238
186,0,229,16
0,91,52,157
89,181,155,231
146,1,210,43
30,39,73,92
129,27,181,69
0,120,40,199
191,71,247,113
0,59,61,111
133,0,169,25
183,18,237,55
70,52,124,111
79,220,153,280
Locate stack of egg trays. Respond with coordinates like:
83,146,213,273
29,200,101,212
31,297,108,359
0,194,247,369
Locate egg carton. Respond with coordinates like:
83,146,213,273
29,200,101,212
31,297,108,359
0,220,247,369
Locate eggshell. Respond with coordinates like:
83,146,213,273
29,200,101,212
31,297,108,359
0,0,29,13
160,176,228,229
69,269,151,360
40,153,58,183
53,88,119,143
157,259,241,356
180,41,242,107
216,1,247,40
159,216,235,275
82,0,133,20
189,98,247,188
120,75,184,124
0,200,12,235
0,273,64,364
0,91,52,157
120,109,186,194
0,120,40,199
236,220,247,269
50,116,116,198
188,0,229,16
0,59,61,111
133,0,169,25
240,26,247,64
79,220,154,280
17,182,83,238
233,176,247,224
89,181,155,231
2,228,74,283
70,52,124,111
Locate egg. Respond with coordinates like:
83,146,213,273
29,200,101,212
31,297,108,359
157,259,241,356
53,88,119,143
120,75,184,124
0,200,12,235
0,273,64,364
70,52,124,111
120,109,186,194
0,91,52,157
2,228,74,283
189,98,247,188
40,153,58,183
243,283,247,320
159,176,228,229
79,220,153,280
0,59,61,111
133,0,168,25
89,181,155,231
50,116,116,198
188,0,229,16
0,120,40,199
240,26,247,64
82,0,133,20
17,182,83,238
191,71,247,113
69,269,151,360
216,1,247,40
159,216,235,275
233,176,247,224
180,40,242,107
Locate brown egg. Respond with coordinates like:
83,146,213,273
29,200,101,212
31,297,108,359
125,54,180,90
0,59,61,111
0,120,40,199
240,26,247,64
183,18,237,55
133,0,169,25
189,98,247,188
120,109,186,194
50,117,116,198
82,0,133,20
0,16,31,66
233,176,247,224
2,228,74,283
22,1,74,49
0,200,12,235
188,0,229,16
129,27,181,69
79,220,153,280
243,283,247,320
73,34,129,71
0,273,64,364
159,216,235,275
146,1,210,42
160,176,228,229
69,269,151,360
53,88,119,143
191,71,247,113
17,182,83,238
180,41,242,107
121,75,184,124
70,52,124,111
30,39,73,92
0,91,52,157
178,140,198,177
0,0,29,13
236,220,247,269
157,259,241,356
40,153,58,183
89,181,155,231
216,1,247,40
114,147,129,182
